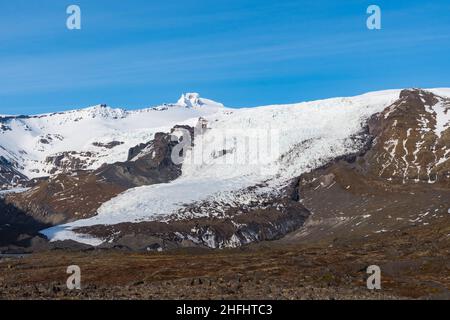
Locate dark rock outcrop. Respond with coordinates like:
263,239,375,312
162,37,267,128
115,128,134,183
102,132,182,189
0,156,28,189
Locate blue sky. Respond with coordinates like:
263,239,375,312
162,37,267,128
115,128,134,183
1,0,450,114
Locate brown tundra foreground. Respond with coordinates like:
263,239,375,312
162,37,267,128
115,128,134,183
0,217,449,300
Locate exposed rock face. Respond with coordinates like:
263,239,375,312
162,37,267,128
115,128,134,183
100,132,182,189
45,151,98,175
6,127,188,225
42,141,125,176
92,141,124,149
286,89,450,243
37,134,64,147
0,156,28,189
365,89,450,185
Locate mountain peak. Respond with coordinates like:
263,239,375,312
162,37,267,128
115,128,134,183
176,93,224,109
177,93,202,108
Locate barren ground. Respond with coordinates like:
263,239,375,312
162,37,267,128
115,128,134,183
1,218,448,300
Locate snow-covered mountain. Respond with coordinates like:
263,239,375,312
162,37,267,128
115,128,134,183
0,93,224,187
2,88,450,250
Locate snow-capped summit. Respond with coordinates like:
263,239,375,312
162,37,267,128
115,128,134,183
176,93,224,109
177,93,201,107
